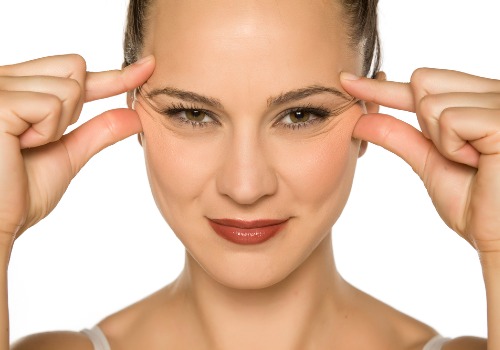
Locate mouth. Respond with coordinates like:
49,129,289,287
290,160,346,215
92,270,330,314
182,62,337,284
207,218,289,245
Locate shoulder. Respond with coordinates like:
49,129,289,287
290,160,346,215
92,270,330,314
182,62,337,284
442,336,487,350
343,284,486,350
406,335,486,350
11,331,93,350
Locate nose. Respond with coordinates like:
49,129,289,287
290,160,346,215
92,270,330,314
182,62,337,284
216,130,278,205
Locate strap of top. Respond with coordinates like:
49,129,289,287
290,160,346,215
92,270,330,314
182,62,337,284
81,326,111,350
81,325,448,350
423,335,451,350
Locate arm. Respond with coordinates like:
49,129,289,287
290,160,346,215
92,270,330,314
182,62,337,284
481,253,500,349
0,55,154,349
1,238,12,350
341,68,500,349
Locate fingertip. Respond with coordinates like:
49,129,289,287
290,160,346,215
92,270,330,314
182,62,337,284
131,55,155,67
122,55,156,92
126,55,156,76
340,71,361,82
105,108,143,137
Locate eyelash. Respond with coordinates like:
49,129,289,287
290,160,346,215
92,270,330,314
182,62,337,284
158,102,336,130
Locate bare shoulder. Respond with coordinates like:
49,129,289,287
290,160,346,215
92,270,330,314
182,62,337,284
342,283,486,350
11,331,93,350
442,336,487,350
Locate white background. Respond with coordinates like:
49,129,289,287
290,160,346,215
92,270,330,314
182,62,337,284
1,0,499,343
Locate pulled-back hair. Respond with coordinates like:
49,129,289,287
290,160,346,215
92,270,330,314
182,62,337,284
123,0,381,78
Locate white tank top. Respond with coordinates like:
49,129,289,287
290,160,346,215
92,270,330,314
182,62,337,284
81,325,450,350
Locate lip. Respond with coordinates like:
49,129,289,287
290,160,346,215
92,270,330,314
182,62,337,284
208,218,289,245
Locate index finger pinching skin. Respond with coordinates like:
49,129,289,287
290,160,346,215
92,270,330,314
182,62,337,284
84,55,155,102
340,72,415,112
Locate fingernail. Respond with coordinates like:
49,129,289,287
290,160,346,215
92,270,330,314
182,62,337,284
341,72,361,81
133,55,154,66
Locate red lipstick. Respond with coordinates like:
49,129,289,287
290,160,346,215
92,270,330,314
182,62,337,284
208,218,288,245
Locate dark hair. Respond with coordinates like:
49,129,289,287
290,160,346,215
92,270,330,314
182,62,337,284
123,0,381,78
341,0,381,78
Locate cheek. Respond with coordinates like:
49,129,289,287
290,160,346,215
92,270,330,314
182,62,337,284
139,116,221,223
270,113,361,217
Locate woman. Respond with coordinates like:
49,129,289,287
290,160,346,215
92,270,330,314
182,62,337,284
1,0,497,349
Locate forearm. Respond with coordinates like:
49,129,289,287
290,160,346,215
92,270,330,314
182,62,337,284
480,252,500,350
0,264,8,350
0,234,14,350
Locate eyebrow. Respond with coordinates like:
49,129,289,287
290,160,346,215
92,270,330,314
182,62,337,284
145,84,351,109
267,85,350,107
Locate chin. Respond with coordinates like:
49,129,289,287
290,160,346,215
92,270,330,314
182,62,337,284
184,239,308,291
210,264,292,291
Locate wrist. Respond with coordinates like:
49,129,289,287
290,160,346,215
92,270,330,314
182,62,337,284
0,231,15,267
480,251,500,271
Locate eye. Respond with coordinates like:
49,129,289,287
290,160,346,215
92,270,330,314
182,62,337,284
282,110,318,125
158,103,220,128
275,106,331,130
182,110,213,123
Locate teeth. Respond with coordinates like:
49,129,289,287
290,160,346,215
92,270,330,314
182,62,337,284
236,231,264,237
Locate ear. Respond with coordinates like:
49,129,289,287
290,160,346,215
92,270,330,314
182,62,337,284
357,71,386,158
123,62,144,147
365,71,386,114
358,140,368,158
125,90,144,147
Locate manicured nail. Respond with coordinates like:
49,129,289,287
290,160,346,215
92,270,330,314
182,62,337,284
341,72,361,81
133,55,154,66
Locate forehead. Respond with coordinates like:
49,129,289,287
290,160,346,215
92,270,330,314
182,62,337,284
143,0,361,103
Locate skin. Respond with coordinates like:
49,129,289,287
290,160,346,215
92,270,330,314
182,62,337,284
113,1,436,349
138,0,363,290
1,0,498,349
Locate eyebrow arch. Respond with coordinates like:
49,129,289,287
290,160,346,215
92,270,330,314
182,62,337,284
144,84,351,109
267,85,351,107
146,87,223,109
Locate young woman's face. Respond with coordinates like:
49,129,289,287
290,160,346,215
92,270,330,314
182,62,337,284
136,0,365,289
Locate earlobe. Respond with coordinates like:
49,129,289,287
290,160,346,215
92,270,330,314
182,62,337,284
126,91,133,109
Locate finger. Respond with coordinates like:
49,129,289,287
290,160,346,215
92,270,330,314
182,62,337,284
84,55,155,102
0,75,83,135
0,54,87,85
0,91,62,148
1,55,89,124
61,108,142,176
410,68,500,98
340,73,415,112
439,107,500,167
418,92,500,153
353,113,433,178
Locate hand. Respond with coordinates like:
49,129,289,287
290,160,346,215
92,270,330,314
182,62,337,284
0,54,155,250
341,68,500,253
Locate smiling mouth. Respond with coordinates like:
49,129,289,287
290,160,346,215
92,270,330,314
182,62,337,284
207,218,289,245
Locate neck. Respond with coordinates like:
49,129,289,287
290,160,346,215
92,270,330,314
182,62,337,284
175,233,349,350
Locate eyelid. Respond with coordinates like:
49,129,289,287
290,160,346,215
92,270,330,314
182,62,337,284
135,86,218,118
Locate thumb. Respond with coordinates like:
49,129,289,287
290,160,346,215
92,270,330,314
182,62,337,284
61,108,142,176
354,113,433,178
